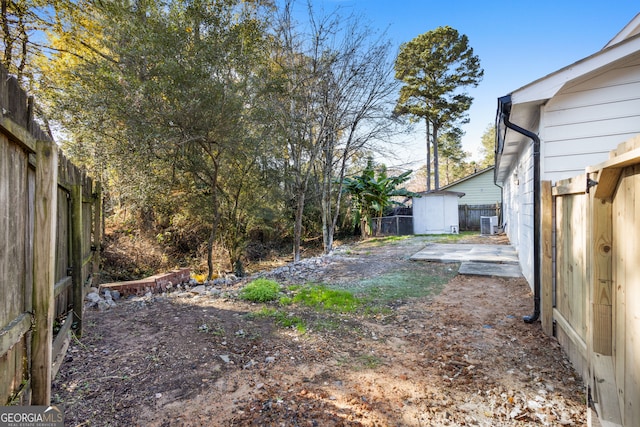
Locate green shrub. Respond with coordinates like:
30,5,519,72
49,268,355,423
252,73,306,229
239,279,281,302
293,284,360,312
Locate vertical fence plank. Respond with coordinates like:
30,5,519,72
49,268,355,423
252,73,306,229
71,185,83,337
31,140,58,405
541,181,553,337
92,182,102,285
591,193,613,355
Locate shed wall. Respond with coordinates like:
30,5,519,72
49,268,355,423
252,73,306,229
413,194,460,234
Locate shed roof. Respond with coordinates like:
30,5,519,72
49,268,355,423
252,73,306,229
414,190,465,198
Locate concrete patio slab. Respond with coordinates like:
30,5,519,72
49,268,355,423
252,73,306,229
458,261,522,278
410,243,521,278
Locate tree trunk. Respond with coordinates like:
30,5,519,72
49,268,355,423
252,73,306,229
293,190,305,262
433,123,440,190
207,227,216,280
425,118,431,191
206,175,220,281
321,139,333,253
361,216,368,239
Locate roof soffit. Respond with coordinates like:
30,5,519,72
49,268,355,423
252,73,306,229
511,32,640,105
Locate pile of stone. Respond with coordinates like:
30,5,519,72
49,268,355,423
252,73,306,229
85,288,121,311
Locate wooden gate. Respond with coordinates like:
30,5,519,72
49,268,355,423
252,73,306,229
542,136,640,426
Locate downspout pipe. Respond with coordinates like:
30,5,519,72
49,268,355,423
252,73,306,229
500,102,541,324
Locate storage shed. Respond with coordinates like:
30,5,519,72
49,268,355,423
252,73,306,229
412,191,464,234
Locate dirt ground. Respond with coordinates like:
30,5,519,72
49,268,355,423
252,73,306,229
52,235,587,426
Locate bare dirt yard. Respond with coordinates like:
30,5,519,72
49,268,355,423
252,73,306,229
53,235,587,426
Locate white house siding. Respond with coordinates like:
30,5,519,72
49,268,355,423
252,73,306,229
444,169,501,206
540,54,640,182
503,143,535,288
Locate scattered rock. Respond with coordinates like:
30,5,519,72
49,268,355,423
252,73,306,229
189,285,207,295
85,291,116,311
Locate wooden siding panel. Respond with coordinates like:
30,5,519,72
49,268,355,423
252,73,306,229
545,152,615,174
540,58,640,184
544,135,629,158
553,58,640,103
545,97,640,128
548,78,640,114
444,170,501,205
544,115,640,144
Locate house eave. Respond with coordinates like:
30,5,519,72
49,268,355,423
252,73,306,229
604,12,640,48
510,31,640,105
495,98,540,185
494,29,640,185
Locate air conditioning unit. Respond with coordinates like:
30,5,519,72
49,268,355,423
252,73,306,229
480,216,498,235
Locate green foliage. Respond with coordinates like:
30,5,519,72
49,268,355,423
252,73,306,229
479,123,496,168
394,26,483,190
28,0,398,274
278,296,293,306
292,284,361,312
239,279,281,302
252,307,306,333
439,129,473,186
343,158,417,237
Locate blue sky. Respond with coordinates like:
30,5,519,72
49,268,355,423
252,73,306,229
290,1,639,168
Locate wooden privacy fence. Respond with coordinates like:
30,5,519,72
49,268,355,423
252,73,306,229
458,203,501,231
542,136,640,427
0,68,101,406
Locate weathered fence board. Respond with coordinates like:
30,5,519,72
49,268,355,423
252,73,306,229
458,204,501,231
0,66,101,405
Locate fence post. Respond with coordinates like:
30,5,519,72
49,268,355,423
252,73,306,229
31,140,58,405
92,182,102,285
464,204,469,230
71,184,84,337
590,191,613,355
541,181,554,337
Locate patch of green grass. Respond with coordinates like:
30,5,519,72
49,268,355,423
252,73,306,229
292,284,361,312
358,354,382,369
337,353,383,371
313,317,344,332
350,265,457,303
365,235,413,246
197,323,225,336
279,296,293,306
252,307,306,333
422,231,476,243
239,278,281,302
